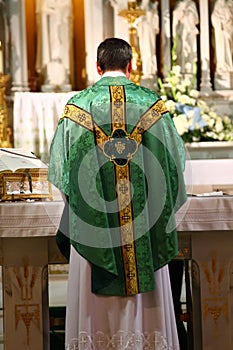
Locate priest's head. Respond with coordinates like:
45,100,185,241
96,38,132,78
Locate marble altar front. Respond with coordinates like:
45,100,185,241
0,195,233,349
176,196,233,350
0,198,65,350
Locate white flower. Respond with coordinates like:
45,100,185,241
176,84,186,93
202,114,215,127
158,62,233,141
171,65,181,75
173,114,190,135
209,111,218,119
218,132,225,141
223,116,231,125
165,99,176,113
186,109,194,120
161,95,167,101
189,89,199,98
205,131,218,139
182,79,191,87
214,118,224,133
176,93,195,106
197,99,210,113
166,76,180,86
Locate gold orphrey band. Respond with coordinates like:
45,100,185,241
109,85,139,296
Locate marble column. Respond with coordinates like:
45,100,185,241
84,0,104,86
103,1,114,39
199,0,212,92
109,0,129,42
7,0,29,92
161,0,171,76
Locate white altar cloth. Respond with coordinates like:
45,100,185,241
0,200,64,237
176,195,233,231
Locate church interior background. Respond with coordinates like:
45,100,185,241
0,0,233,349
0,0,233,156
0,0,232,162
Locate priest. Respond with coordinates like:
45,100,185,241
48,37,187,350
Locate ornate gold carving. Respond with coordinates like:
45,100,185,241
203,255,225,295
202,254,228,335
14,261,40,345
0,168,52,202
178,247,190,259
118,3,145,85
0,74,12,147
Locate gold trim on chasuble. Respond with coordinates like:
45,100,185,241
60,104,94,131
131,99,167,143
60,91,168,295
109,85,139,296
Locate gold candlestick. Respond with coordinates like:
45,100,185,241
118,1,145,85
0,74,12,148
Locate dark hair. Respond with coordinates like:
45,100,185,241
97,38,132,72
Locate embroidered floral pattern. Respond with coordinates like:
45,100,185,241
66,330,179,350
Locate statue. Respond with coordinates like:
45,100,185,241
172,0,199,74
35,0,73,92
163,8,171,72
137,0,159,78
211,0,233,73
109,0,128,10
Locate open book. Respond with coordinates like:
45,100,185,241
0,148,52,201
0,148,48,173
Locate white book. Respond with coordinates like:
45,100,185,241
0,148,47,173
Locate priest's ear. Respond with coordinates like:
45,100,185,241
96,63,103,76
126,60,132,79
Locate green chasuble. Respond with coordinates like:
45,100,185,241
48,76,187,296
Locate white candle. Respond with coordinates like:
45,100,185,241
0,41,3,74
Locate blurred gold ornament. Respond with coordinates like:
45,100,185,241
118,1,145,85
0,74,12,148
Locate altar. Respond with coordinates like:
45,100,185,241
0,198,65,350
0,193,233,349
176,195,233,350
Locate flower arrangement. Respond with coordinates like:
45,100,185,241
158,65,233,143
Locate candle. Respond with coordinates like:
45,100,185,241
0,41,3,74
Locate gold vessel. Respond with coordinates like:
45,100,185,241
0,74,12,147
118,1,145,85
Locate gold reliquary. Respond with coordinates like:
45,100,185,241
0,148,52,201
